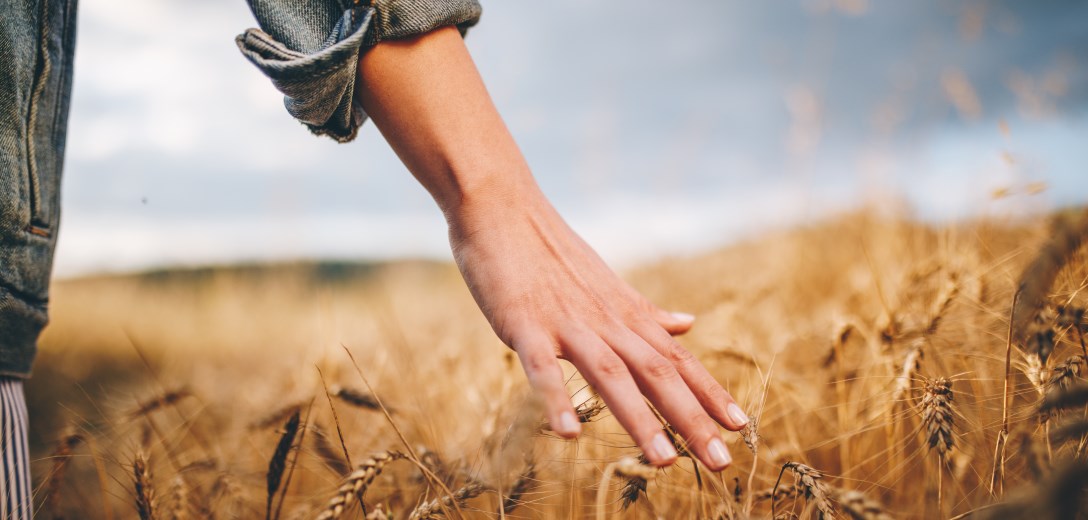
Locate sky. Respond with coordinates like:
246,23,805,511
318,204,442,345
54,0,1088,276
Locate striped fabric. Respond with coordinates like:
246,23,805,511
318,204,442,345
0,378,30,520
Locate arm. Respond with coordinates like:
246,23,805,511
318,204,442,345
355,26,749,470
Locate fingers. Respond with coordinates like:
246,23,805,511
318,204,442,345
654,309,696,335
630,291,695,335
604,328,735,471
561,331,679,467
513,332,581,438
632,320,750,432
509,300,743,472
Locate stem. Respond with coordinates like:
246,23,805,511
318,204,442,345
693,458,706,519
937,454,944,518
835,337,850,478
341,345,463,517
1078,326,1087,361
595,462,618,520
771,463,789,520
273,400,313,520
991,291,1019,497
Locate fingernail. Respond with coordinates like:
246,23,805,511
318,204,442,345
727,403,750,427
707,437,732,469
671,312,696,323
650,432,678,463
558,411,581,436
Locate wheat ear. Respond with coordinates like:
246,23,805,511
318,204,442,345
409,481,488,520
265,409,301,520
134,452,157,520
316,451,405,520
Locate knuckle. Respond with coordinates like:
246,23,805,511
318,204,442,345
594,352,629,378
682,414,719,442
641,354,678,380
662,342,697,367
520,347,556,374
702,383,731,405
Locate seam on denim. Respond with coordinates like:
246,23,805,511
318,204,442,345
239,20,369,81
363,4,482,48
49,0,76,172
0,283,47,310
24,0,53,233
240,30,308,60
251,53,356,81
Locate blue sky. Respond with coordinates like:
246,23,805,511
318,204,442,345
54,0,1088,276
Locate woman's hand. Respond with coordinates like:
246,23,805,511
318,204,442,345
356,26,748,470
446,183,749,469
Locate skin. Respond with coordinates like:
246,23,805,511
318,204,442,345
355,26,749,470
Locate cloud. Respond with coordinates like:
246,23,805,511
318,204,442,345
55,0,1088,276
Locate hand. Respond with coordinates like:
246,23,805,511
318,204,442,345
354,26,748,470
446,184,749,470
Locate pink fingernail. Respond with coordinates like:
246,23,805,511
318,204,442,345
558,411,581,436
727,403,750,427
671,312,695,322
651,432,678,463
707,438,732,469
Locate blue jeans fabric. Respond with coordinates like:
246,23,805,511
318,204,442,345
0,0,482,378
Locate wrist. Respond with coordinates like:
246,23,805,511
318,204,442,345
437,164,545,230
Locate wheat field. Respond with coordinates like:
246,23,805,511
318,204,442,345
27,210,1088,519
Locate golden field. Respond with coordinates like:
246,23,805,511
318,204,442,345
27,210,1088,519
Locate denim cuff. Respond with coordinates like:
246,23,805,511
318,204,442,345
237,1,482,143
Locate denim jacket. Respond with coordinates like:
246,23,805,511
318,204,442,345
237,0,482,142
0,0,481,378
0,0,76,378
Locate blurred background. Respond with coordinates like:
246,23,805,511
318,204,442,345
57,0,1087,275
26,2,1088,515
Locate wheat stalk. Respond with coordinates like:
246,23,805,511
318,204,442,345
409,481,488,520
266,409,301,520
1040,382,1088,413
596,457,657,520
316,451,405,520
1011,211,1088,348
540,398,606,433
892,340,925,406
619,454,651,510
754,483,800,502
311,424,350,476
921,377,954,515
167,474,189,520
741,415,760,455
43,428,83,517
1048,355,1084,391
333,386,385,411
501,463,536,514
773,462,835,520
1050,419,1088,446
925,276,960,336
836,489,891,520
250,401,304,430
921,378,956,456
134,452,157,520
128,388,191,419
995,210,1088,495
1014,430,1047,481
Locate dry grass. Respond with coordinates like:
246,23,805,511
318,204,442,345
26,210,1088,518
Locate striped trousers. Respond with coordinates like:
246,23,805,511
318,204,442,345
0,379,30,519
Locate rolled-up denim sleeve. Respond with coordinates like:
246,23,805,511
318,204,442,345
236,0,482,143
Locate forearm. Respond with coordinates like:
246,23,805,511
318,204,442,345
354,26,538,221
